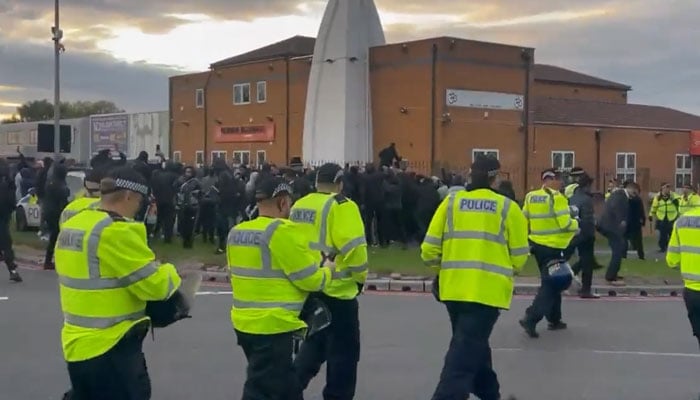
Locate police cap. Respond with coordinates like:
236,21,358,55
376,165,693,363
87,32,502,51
470,156,500,177
541,168,561,181
316,163,344,184
101,166,149,197
570,166,585,176
255,174,293,201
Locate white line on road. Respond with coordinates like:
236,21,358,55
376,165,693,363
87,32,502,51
493,347,700,358
196,291,232,296
0,297,8,301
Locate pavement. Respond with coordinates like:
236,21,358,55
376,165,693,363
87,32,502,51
2,268,700,400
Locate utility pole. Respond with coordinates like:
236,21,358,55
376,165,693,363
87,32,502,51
52,0,62,159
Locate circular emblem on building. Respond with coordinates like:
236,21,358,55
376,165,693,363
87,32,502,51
514,97,524,109
447,91,458,105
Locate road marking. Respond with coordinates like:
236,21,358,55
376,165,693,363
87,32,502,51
0,297,8,301
492,347,700,358
196,291,232,296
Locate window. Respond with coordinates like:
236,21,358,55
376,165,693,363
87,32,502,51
233,83,251,105
615,152,636,183
211,151,227,162
472,148,499,162
676,154,692,189
195,151,204,166
233,150,251,165
256,81,267,103
256,150,267,166
195,88,204,108
172,151,182,163
551,151,575,170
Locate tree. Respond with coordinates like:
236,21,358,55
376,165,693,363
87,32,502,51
12,99,124,122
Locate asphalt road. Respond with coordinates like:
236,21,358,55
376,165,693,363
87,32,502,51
1,268,699,400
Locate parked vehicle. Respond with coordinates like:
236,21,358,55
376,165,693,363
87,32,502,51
15,170,85,231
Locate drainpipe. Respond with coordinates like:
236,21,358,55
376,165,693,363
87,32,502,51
285,58,291,164
595,128,601,190
522,49,532,193
430,43,438,174
203,69,214,164
168,78,173,159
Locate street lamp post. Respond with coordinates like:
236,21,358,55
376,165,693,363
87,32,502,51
52,0,62,159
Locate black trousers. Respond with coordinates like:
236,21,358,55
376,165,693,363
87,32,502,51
624,228,645,259
565,235,595,293
236,330,303,400
379,208,406,246
603,231,625,281
199,203,216,243
362,205,380,245
432,301,501,400
177,207,197,248
67,324,150,400
294,295,360,400
216,211,234,250
656,219,674,252
525,244,565,326
44,213,60,265
155,202,176,243
683,288,700,349
0,219,16,270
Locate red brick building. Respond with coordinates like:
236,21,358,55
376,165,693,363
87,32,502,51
169,35,700,196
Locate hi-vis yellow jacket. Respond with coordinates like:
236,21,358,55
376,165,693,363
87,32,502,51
564,183,579,199
227,217,332,335
55,209,181,362
667,209,700,291
421,188,529,309
59,197,100,228
650,194,679,221
523,187,579,249
290,192,368,300
679,193,700,215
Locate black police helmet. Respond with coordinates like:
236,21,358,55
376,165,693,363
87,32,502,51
316,163,344,184
255,175,293,201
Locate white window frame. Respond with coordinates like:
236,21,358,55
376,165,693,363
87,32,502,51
551,151,575,171
675,153,692,190
256,150,267,167
615,152,636,183
256,81,267,103
472,148,499,162
211,151,227,163
233,83,251,105
195,150,204,166
172,151,182,163
233,150,251,165
195,88,204,108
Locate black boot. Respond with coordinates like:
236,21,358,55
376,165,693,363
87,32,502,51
519,319,539,338
9,267,22,283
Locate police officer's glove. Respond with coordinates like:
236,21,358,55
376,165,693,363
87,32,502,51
357,282,364,295
431,275,441,303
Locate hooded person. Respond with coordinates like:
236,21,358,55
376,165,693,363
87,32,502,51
42,162,70,270
0,159,21,282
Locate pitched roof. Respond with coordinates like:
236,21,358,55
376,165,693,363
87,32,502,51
534,64,631,91
534,97,700,131
211,36,316,68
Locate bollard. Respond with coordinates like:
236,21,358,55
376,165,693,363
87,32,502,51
640,290,648,297
608,290,617,297
670,291,678,297
367,284,377,291
401,286,411,292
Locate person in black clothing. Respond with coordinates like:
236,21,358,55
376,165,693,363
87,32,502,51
497,180,516,202
378,143,401,168
0,159,21,282
198,166,218,244
342,165,362,203
43,162,70,270
213,160,242,254
566,174,598,298
598,181,634,285
380,169,406,248
360,163,384,246
414,176,441,241
624,182,646,260
150,162,180,243
399,170,419,242
176,166,201,249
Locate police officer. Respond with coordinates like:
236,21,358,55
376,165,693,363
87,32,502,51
564,166,586,198
290,162,368,400
679,184,700,215
519,168,579,338
227,174,333,400
422,156,528,400
59,168,105,229
55,167,184,399
667,207,700,350
650,183,679,252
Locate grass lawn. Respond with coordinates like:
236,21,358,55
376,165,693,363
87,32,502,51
11,228,681,280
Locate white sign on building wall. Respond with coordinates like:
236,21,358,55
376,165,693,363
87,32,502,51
445,89,524,111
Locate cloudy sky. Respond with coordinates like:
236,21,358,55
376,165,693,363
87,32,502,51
0,0,698,120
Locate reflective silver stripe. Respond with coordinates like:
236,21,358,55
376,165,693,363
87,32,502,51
318,270,328,290
440,261,513,277
531,228,571,235
347,263,368,274
667,246,680,253
498,198,511,241
287,263,319,281
56,228,86,251
680,245,700,254
60,210,77,224
228,266,286,279
310,196,337,254
443,231,505,244
64,310,146,329
87,217,114,279
446,193,457,234
423,235,442,246
232,299,305,311
510,246,531,256
423,258,441,266
527,209,569,219
59,261,160,290
339,236,366,255
682,272,700,281
332,269,352,279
